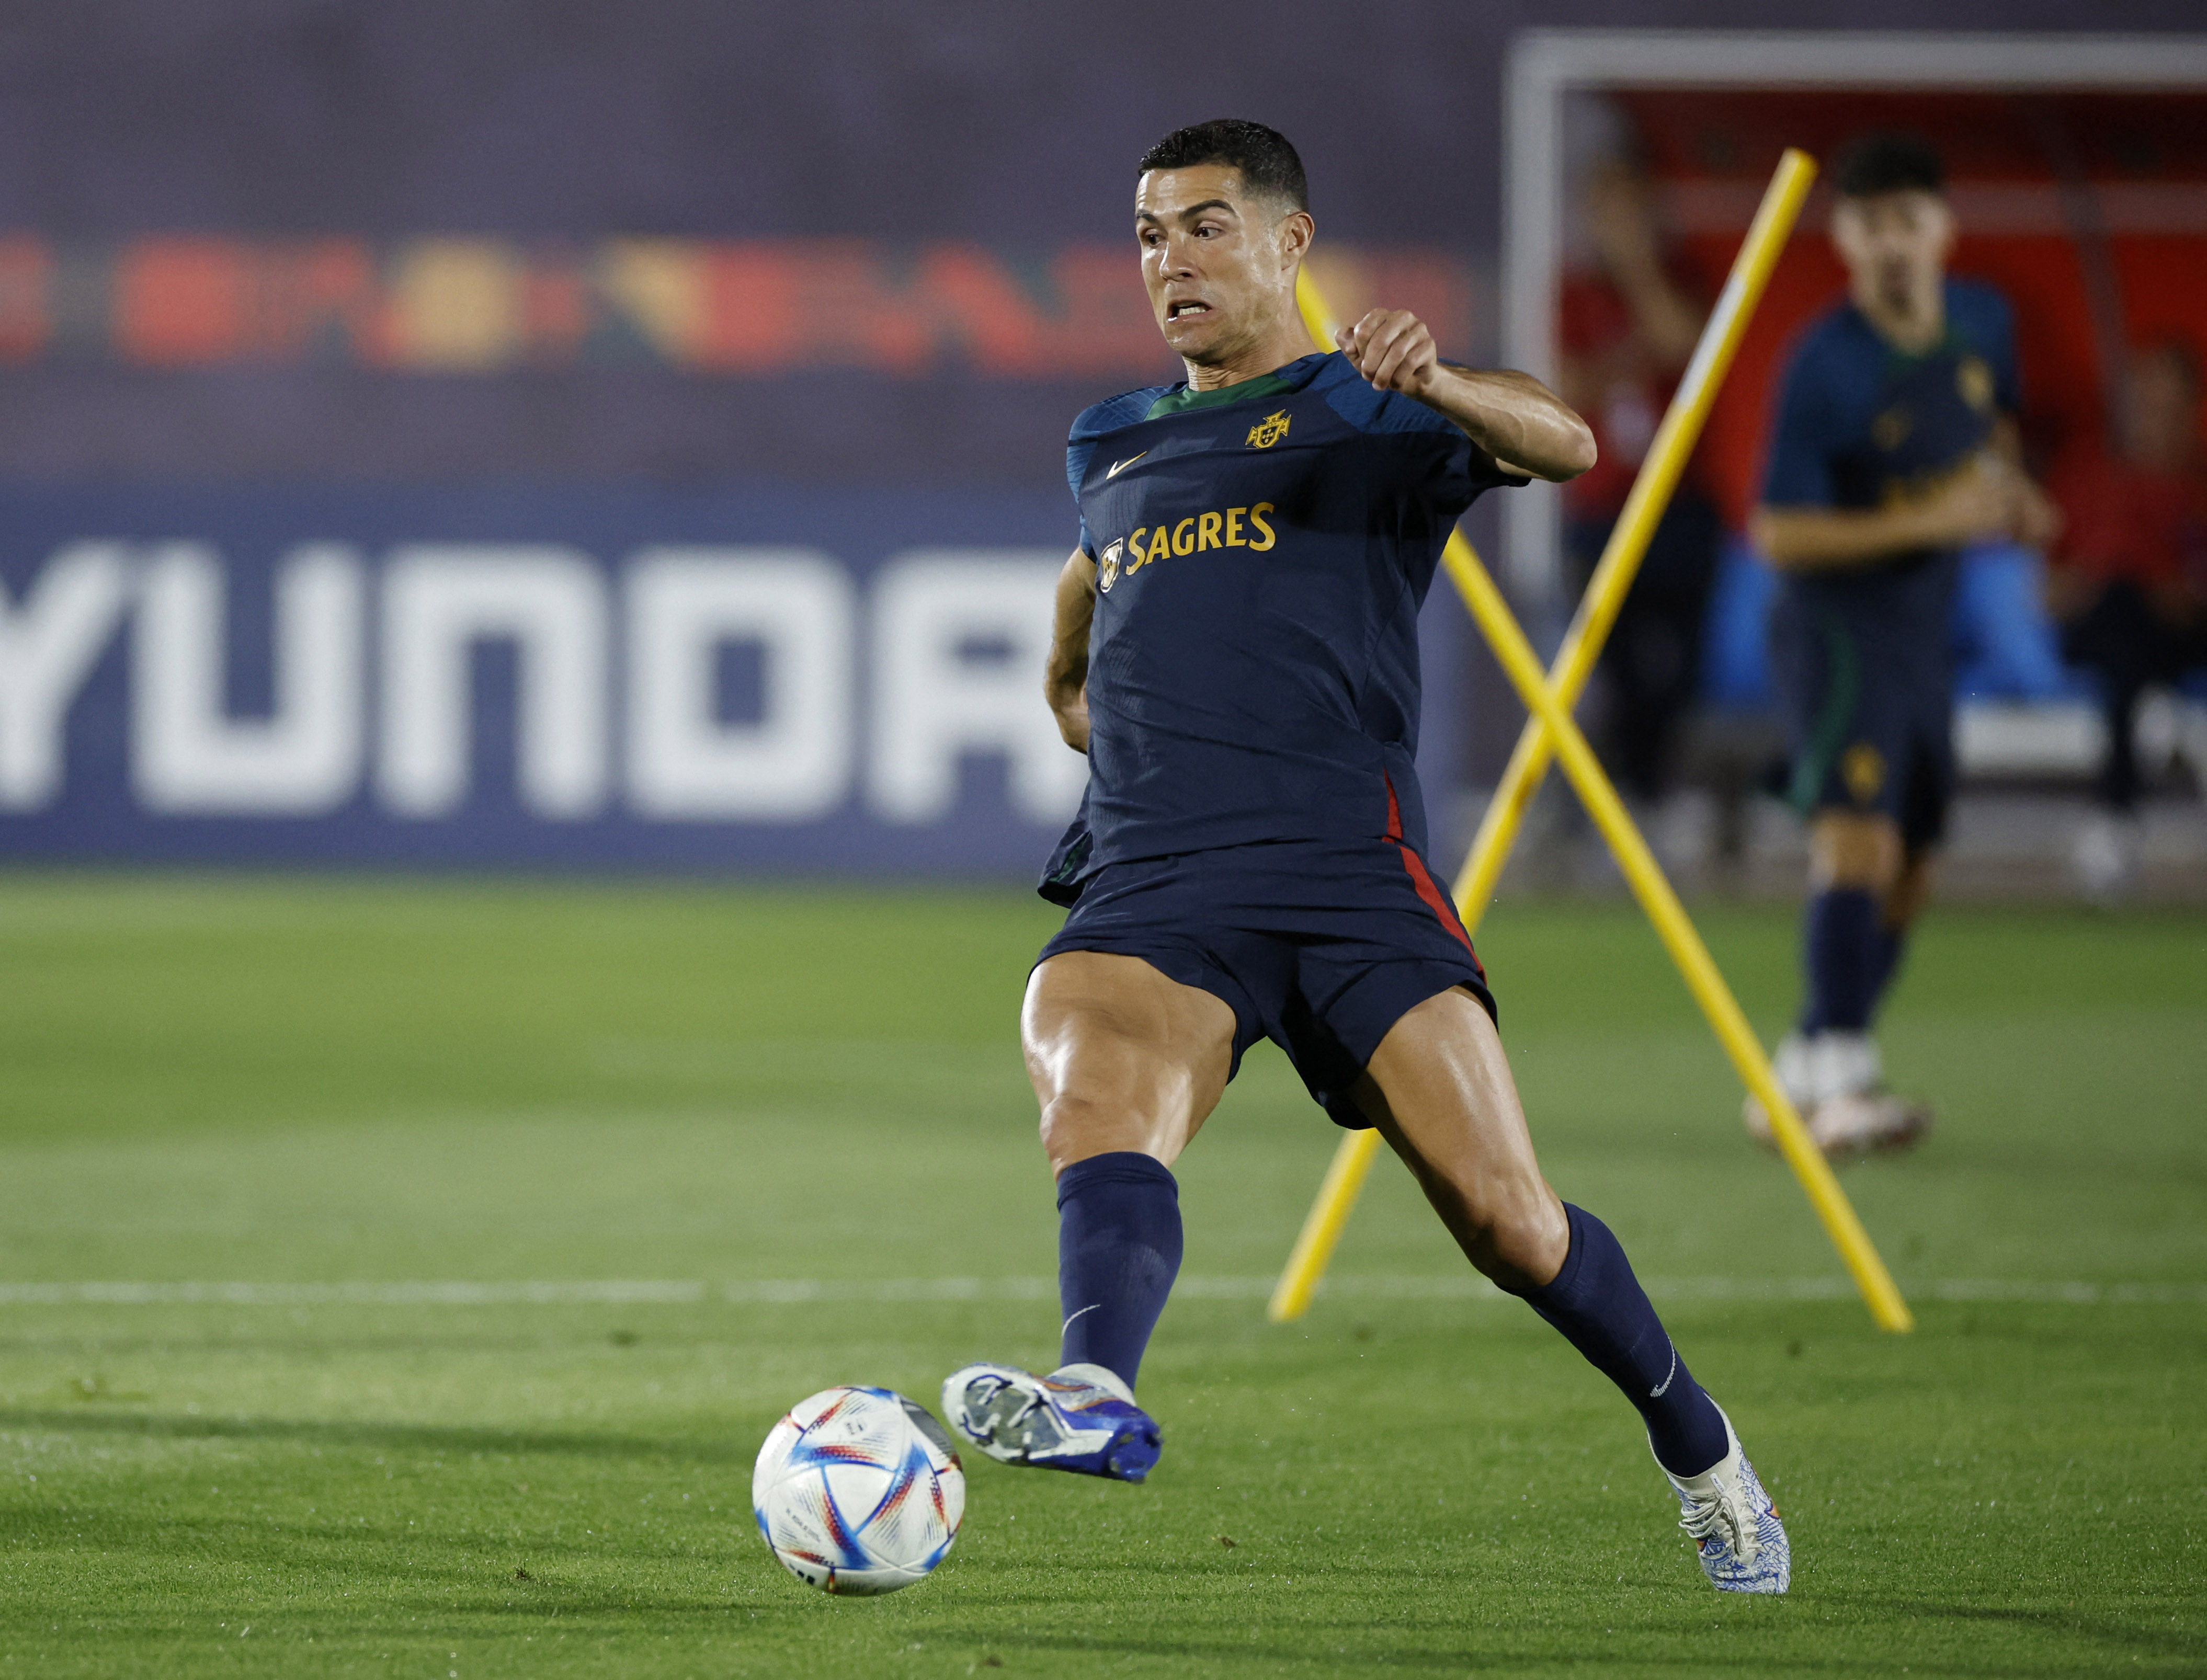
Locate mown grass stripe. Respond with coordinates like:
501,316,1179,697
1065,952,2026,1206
0,1276,2199,1307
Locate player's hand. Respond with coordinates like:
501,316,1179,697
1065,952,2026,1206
1337,308,1439,396
1914,457,2019,548
2012,477,2063,551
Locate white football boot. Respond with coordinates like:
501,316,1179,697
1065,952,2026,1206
1743,1029,1930,1159
1808,1089,1933,1159
2071,809,2142,905
940,1361,1162,1482
1658,1405,1790,1594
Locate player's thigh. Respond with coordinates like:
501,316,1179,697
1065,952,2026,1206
1357,987,1567,1288
1808,808,1903,891
1021,950,1237,1173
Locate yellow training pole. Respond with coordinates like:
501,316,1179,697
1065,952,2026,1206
1270,151,1819,1325
1267,267,1384,1322
1452,148,1818,927
1441,539,1913,1332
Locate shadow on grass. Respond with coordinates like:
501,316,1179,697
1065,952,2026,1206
0,1333,611,1358
0,1505,741,1598
0,1406,744,1465
947,1617,2192,1676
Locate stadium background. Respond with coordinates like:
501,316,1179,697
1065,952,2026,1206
3,7,2204,1677
6,0,2202,883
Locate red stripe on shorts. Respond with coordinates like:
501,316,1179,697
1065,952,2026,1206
1383,774,1476,955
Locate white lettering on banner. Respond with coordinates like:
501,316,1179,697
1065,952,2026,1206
867,551,1085,825
625,549,853,820
378,547,608,819
132,544,365,815
0,543,132,811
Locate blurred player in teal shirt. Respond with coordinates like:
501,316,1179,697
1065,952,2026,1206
1751,134,2057,1156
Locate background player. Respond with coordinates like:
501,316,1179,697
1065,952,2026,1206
941,119,1790,1595
1749,133,2057,1157
2049,341,2207,900
1557,133,1722,844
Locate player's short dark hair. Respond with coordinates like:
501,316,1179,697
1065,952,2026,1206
1833,133,1946,200
1137,119,1309,212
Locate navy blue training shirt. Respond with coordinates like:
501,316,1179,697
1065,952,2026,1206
1040,350,1524,904
1762,277,2020,597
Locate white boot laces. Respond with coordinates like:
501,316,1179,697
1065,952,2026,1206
971,1375,1043,1437
1677,1468,1757,1564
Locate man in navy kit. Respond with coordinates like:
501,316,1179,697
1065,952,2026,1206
942,120,1789,1594
1749,134,2056,1156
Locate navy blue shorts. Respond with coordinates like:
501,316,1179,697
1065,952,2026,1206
1037,833,1494,1130
1769,573,1956,851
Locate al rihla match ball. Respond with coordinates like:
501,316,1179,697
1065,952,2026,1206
753,1385,965,1595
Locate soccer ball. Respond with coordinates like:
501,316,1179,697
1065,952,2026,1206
752,1386,965,1595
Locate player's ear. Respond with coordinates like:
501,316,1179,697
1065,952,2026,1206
1827,199,1862,264
1925,195,1956,260
1277,208,1314,269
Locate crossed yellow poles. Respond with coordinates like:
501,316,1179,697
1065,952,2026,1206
1271,148,1914,1334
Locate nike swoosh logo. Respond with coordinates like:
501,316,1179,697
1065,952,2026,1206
1106,452,1148,478
1650,1346,1678,1398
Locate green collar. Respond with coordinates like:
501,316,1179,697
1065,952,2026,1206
1145,364,1306,421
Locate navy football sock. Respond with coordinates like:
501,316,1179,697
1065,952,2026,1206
1799,887,1880,1035
1056,1151,1182,1393
1510,1204,1728,1477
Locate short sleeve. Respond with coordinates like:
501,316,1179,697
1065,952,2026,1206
1760,340,1840,509
1066,436,1098,558
1412,412,1530,525
1329,380,1530,518
1065,387,1166,561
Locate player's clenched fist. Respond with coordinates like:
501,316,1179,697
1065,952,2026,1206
1337,308,1438,396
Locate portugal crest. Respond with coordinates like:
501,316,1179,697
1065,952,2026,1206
1956,354,1996,414
1246,409,1291,449
1841,741,1887,804
1097,538,1123,593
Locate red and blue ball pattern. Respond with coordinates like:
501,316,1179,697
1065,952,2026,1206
753,1386,965,1595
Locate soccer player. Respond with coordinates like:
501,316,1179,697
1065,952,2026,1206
1748,134,2056,1156
940,119,1789,1595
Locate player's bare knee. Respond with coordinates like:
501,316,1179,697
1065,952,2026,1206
1491,1186,1571,1289
1452,1174,1568,1291
1036,1089,1130,1173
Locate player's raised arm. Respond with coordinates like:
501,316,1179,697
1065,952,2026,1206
1043,547,1098,753
1336,308,1597,483
1751,459,2015,572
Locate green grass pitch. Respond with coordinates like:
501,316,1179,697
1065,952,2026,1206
0,873,2201,1677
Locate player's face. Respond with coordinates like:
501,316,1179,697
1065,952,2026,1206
1831,190,1954,318
1135,165,1311,367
